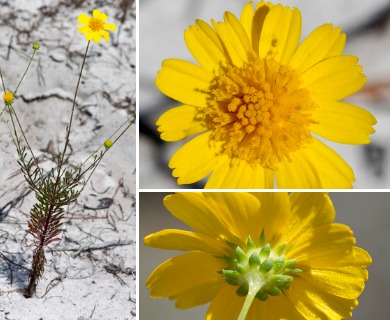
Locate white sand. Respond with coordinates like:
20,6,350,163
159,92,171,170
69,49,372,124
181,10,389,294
0,0,136,319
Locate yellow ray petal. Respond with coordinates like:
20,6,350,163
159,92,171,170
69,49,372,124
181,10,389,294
204,192,261,245
211,19,243,67
77,26,90,34
283,193,335,243
99,29,110,41
268,295,306,320
259,5,301,64
169,132,215,184
289,223,355,267
184,19,226,73
100,12,108,23
275,148,323,188
92,9,101,19
146,252,226,308
250,193,290,245
224,11,252,62
205,157,274,189
104,23,116,31
285,278,358,319
247,298,278,320
156,105,207,142
249,1,273,56
77,13,90,25
155,59,213,107
144,229,228,256
302,138,355,188
279,7,301,65
302,55,366,103
300,262,368,299
174,281,224,309
353,247,372,267
206,284,244,320
290,24,346,72
85,32,94,41
311,101,376,144
163,193,233,240
93,31,101,43
239,2,255,46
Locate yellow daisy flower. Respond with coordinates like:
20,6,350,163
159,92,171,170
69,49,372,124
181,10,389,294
3,91,14,105
145,192,371,319
77,9,116,43
155,1,376,188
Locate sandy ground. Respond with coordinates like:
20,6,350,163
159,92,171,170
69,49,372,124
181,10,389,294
0,0,136,319
139,0,390,189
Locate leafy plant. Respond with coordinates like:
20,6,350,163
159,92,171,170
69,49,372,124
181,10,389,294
0,9,134,298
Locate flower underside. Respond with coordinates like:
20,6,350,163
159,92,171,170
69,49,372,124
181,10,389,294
220,233,301,301
204,55,317,169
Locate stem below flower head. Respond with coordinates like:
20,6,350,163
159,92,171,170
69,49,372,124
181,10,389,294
56,40,90,178
238,281,262,320
0,67,6,92
14,50,36,96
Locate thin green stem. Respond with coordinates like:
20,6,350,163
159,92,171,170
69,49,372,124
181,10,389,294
56,41,90,179
2,48,43,181
8,105,43,181
7,108,40,191
238,283,262,320
0,67,6,92
75,113,135,173
81,116,133,178
78,114,134,192
0,105,6,119
14,50,36,95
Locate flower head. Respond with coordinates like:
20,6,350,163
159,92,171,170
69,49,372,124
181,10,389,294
32,43,40,50
3,91,14,105
145,192,371,319
77,9,116,43
104,139,113,149
155,1,376,188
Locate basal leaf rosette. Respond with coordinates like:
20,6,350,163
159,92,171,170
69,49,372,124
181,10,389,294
155,1,376,188
145,193,371,319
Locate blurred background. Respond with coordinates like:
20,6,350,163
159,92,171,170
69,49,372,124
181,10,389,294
140,0,390,189
140,192,390,319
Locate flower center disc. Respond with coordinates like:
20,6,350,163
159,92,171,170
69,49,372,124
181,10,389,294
204,56,317,169
88,17,104,31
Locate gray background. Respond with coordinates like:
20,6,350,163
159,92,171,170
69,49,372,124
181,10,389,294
140,192,390,319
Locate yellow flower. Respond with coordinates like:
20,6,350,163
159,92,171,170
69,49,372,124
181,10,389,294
77,9,116,43
145,193,371,319
155,1,376,188
104,139,113,149
3,91,14,105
